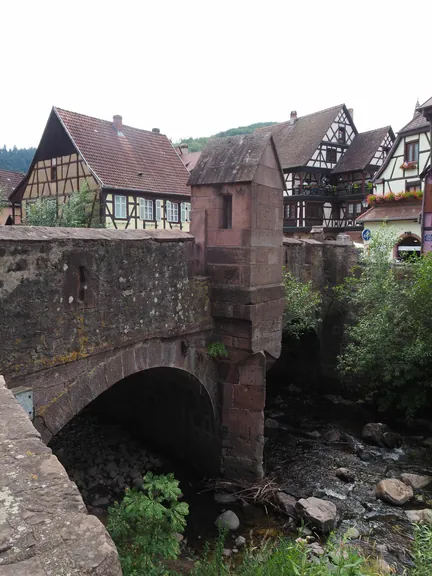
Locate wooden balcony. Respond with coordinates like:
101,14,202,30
290,182,372,198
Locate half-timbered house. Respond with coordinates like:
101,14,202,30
355,97,432,258
9,108,191,230
0,169,24,225
374,98,432,197
260,105,394,240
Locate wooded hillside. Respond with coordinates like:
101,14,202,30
0,146,35,173
176,122,275,152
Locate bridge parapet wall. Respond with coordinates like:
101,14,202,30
0,227,212,382
0,375,122,575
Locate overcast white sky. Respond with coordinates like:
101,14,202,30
2,0,431,149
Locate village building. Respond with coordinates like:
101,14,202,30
0,169,24,225
374,99,431,196
259,105,394,241
9,108,191,230
358,97,432,259
175,144,202,173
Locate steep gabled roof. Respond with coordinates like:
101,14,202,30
419,96,432,110
54,108,190,195
0,169,25,201
398,111,430,134
332,126,394,174
188,132,282,186
10,108,190,201
257,104,355,170
374,98,432,181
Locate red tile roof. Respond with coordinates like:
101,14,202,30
55,108,190,196
179,151,202,172
0,169,24,201
357,202,421,223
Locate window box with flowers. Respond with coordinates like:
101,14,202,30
400,161,418,170
367,190,423,206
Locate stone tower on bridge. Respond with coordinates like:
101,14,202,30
0,132,284,484
189,131,285,478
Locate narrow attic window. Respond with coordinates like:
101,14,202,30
50,159,57,181
326,148,337,163
337,126,346,144
222,195,232,229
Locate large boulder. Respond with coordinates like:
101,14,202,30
400,473,432,490
215,510,240,531
376,479,413,506
361,423,390,446
295,497,337,533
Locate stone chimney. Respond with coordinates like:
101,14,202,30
348,108,354,120
113,115,123,132
152,128,160,134
289,111,297,125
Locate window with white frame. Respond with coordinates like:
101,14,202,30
166,201,179,222
114,195,127,218
155,199,162,221
181,202,191,222
139,198,154,220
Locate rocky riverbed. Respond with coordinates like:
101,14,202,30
49,386,432,574
264,384,432,573
49,411,168,520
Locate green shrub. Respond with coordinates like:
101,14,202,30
24,182,102,228
107,472,189,576
337,225,432,416
283,268,322,338
207,342,229,359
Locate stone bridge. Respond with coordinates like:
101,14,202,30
0,132,285,478
0,132,357,573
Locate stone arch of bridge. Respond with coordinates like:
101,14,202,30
33,337,220,472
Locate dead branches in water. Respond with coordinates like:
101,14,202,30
203,477,296,519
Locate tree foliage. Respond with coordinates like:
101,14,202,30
283,268,322,338
176,122,275,153
107,472,189,576
338,226,432,416
0,145,35,173
24,183,100,228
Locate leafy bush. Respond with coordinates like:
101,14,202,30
337,225,432,416
24,182,101,228
207,342,229,359
107,472,189,576
283,268,322,338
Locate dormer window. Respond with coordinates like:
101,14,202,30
337,126,346,144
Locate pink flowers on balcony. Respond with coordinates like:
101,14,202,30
367,190,423,206
400,161,418,170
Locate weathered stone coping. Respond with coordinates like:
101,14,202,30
0,375,122,575
283,237,353,247
0,226,194,243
